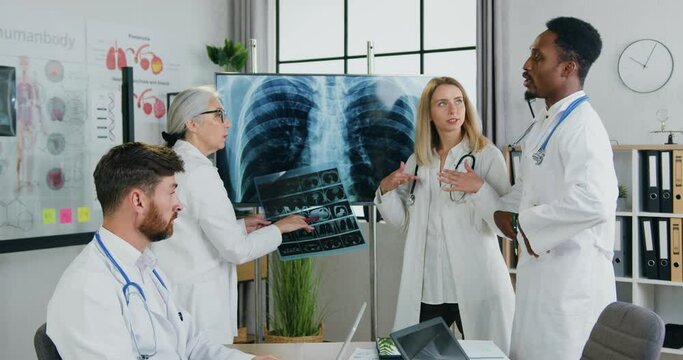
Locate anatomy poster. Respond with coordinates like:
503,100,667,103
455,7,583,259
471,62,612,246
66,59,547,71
0,11,97,241
255,165,367,261
0,12,187,244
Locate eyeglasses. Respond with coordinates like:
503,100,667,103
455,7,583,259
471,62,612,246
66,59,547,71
195,109,227,123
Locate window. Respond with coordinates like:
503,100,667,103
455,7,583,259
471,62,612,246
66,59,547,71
277,0,477,103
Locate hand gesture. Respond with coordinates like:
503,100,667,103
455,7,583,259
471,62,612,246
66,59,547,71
379,161,418,195
244,214,271,233
274,214,314,234
437,162,484,194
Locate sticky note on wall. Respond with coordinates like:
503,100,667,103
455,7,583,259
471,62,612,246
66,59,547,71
43,208,56,224
59,208,72,224
77,207,91,223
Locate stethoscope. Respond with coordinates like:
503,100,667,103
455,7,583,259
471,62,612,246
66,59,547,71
407,151,476,205
513,95,589,166
95,232,170,360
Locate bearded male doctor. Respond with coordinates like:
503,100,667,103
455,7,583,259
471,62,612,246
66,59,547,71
442,17,617,360
47,142,276,360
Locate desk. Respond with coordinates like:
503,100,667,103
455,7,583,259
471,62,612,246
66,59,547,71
230,340,509,359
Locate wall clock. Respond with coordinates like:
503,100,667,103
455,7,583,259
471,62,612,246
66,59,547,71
618,39,673,93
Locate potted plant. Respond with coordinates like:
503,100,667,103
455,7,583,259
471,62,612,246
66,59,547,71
266,258,325,343
206,39,248,72
617,185,628,211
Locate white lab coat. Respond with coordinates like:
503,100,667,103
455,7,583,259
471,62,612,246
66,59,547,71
153,140,281,344
475,91,617,360
46,227,253,360
375,139,515,354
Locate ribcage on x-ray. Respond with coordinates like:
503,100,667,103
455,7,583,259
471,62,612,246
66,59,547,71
236,77,316,201
343,77,416,201
227,75,421,204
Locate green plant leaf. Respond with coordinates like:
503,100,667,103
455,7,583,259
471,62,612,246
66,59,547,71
206,45,220,65
205,39,250,72
271,258,325,337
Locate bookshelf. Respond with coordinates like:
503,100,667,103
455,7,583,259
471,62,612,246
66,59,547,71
503,145,683,356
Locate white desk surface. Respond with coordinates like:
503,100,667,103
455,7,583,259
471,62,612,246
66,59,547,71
230,340,509,360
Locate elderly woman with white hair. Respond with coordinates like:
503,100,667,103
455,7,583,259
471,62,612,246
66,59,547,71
153,85,313,344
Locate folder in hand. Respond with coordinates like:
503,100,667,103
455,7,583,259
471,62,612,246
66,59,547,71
641,218,659,279
658,219,671,281
642,151,660,213
661,151,673,213
671,218,683,282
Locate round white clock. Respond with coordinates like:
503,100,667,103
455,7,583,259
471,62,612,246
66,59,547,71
618,39,673,93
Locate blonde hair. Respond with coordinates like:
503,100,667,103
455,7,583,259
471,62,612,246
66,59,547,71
414,77,487,166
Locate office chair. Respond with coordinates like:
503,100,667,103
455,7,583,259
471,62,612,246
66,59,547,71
34,323,62,360
581,301,665,360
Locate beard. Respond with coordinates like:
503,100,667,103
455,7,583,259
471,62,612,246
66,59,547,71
524,90,537,101
139,201,176,242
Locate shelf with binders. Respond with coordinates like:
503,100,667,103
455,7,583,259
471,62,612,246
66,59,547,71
627,146,683,356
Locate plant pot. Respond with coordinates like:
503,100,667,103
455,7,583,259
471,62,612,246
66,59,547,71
233,327,248,344
264,324,324,343
616,198,627,211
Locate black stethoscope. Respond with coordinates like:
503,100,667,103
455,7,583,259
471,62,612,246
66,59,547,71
95,232,174,360
407,151,476,206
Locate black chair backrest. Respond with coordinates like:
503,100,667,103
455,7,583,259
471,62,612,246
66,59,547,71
34,323,62,360
581,301,665,360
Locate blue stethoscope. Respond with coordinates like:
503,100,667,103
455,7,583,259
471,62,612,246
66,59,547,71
95,232,171,360
531,95,588,165
407,151,476,205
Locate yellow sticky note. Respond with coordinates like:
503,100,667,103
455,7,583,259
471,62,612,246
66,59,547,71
77,207,91,223
43,208,56,224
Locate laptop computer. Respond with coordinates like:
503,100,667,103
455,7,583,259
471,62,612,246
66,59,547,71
335,301,367,360
390,317,470,360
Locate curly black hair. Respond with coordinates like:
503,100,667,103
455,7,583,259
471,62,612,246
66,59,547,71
546,17,602,84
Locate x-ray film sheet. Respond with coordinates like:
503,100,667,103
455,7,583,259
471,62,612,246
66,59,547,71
254,164,367,260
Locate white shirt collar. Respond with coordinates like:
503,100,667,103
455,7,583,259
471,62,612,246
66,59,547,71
434,134,472,158
97,226,144,272
545,90,586,119
136,248,159,274
174,139,212,166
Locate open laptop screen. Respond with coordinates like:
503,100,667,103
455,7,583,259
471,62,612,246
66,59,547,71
390,317,470,360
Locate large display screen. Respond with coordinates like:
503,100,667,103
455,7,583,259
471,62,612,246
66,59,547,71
216,73,430,205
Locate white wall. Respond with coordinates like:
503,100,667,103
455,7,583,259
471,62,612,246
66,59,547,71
496,0,683,146
0,1,228,359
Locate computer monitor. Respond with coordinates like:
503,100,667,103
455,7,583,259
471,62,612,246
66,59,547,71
214,73,431,206
390,317,470,360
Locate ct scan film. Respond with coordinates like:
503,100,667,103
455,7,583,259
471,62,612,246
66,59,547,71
254,165,366,260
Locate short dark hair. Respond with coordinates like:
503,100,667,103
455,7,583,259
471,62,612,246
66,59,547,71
546,17,602,84
94,142,184,215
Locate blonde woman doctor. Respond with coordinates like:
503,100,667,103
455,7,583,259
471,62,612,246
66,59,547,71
153,86,313,344
375,77,514,353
